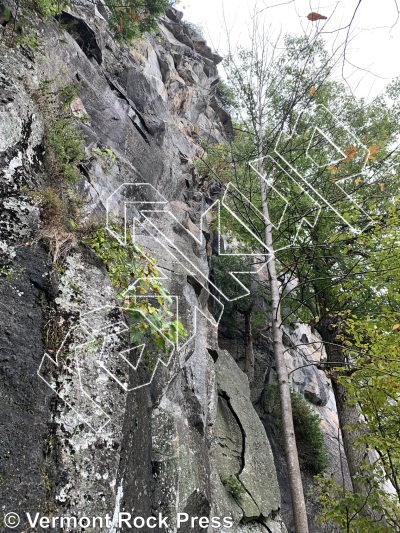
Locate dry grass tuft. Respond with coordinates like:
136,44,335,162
36,227,77,264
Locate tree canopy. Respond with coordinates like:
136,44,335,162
199,32,400,531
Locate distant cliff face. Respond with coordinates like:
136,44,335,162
0,3,289,532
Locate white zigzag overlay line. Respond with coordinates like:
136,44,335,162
38,104,391,432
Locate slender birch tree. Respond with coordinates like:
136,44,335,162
217,17,329,533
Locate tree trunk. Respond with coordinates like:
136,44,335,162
258,156,309,533
244,308,255,382
317,316,390,526
317,315,368,494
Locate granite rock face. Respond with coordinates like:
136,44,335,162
214,351,285,531
0,4,285,533
0,48,54,522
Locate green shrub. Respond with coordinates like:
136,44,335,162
9,0,168,46
36,186,64,222
93,146,117,168
34,79,87,184
87,225,186,360
31,0,68,17
4,0,67,48
314,469,398,533
223,476,244,501
216,80,237,113
58,82,80,110
46,118,86,183
265,384,329,474
105,0,170,42
32,79,87,232
2,6,12,22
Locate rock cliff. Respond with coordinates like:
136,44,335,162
0,3,286,532
0,3,345,532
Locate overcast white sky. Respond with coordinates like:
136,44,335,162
180,0,400,101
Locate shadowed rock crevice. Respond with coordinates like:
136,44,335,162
104,75,151,143
218,391,245,475
59,12,102,64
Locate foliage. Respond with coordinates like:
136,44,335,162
291,391,329,473
36,78,87,186
265,385,329,474
200,102,399,326
198,33,400,337
29,0,67,17
221,35,330,131
93,146,117,165
104,0,169,42
216,80,238,114
3,0,67,47
31,78,87,232
35,186,64,223
58,82,80,110
210,253,269,341
222,475,244,501
87,225,186,359
198,31,400,528
2,6,11,22
314,466,400,532
46,118,86,183
0,265,23,282
322,307,400,529
200,34,337,529
5,0,169,46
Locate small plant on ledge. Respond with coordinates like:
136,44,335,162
86,224,187,370
223,475,244,501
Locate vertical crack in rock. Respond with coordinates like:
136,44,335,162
219,390,266,520
215,351,283,527
219,391,246,475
